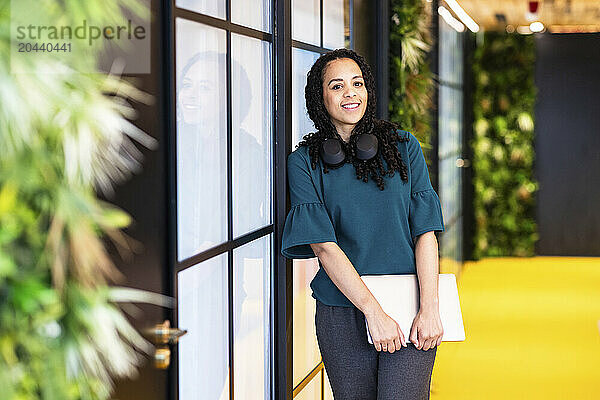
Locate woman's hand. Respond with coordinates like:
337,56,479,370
409,307,444,351
365,309,407,353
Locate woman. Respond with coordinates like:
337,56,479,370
281,48,445,399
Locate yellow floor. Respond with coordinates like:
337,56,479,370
432,256,600,400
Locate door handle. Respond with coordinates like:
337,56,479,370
456,158,470,168
144,320,188,369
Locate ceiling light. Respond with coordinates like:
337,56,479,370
438,6,465,32
549,25,600,34
443,0,479,32
530,21,544,32
517,25,533,34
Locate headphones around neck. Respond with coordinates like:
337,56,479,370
319,133,379,168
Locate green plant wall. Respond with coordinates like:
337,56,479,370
0,1,167,399
471,32,539,258
389,0,435,155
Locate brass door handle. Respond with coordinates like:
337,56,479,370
456,157,471,168
147,319,188,345
144,320,187,369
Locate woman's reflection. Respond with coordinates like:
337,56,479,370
177,50,227,258
176,49,269,400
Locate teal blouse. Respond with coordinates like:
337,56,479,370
280,130,445,307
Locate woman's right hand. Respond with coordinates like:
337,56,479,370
365,309,406,353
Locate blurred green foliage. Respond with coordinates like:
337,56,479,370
470,31,539,258
0,0,163,399
389,0,435,157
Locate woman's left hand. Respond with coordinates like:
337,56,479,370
409,307,444,351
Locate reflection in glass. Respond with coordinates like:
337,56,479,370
176,19,227,261
292,0,320,46
440,156,460,223
438,15,464,265
323,0,345,49
439,85,462,156
231,34,272,238
439,15,463,84
176,0,225,20
178,253,229,400
231,0,272,33
294,371,321,400
291,47,322,387
293,259,322,387
292,48,320,148
233,235,272,399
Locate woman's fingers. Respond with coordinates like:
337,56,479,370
378,334,405,353
423,338,432,351
397,324,407,347
376,341,392,352
378,340,397,353
370,314,417,352
387,339,396,353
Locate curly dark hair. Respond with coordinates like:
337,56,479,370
298,48,409,191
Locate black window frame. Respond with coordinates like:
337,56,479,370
162,1,373,399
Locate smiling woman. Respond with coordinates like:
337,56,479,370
281,48,445,399
300,48,408,191
321,58,368,143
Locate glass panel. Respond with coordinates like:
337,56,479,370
292,48,320,148
439,85,449,154
439,85,462,223
176,18,227,261
233,234,272,399
292,0,320,46
295,371,322,400
176,0,225,20
232,34,272,238
439,155,460,222
439,15,463,85
291,47,322,387
293,259,321,387
231,0,271,33
323,0,345,50
440,214,462,262
178,253,229,400
438,15,464,266
439,85,462,157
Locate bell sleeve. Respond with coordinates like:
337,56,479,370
407,132,445,242
280,151,338,259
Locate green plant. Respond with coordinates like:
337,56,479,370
0,1,170,399
470,31,539,258
389,0,435,154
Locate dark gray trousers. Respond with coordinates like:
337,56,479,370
315,299,437,400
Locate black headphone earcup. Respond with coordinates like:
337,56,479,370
320,138,346,167
355,133,378,160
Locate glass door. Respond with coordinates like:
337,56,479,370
437,13,465,272
166,1,356,398
168,0,274,398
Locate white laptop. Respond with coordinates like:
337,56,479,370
360,273,466,345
